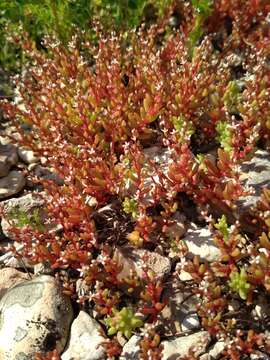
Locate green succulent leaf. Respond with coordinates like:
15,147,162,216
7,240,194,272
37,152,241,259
105,307,143,339
228,268,251,300
214,215,229,243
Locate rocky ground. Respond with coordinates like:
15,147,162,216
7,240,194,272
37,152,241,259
1,46,270,358
0,108,270,360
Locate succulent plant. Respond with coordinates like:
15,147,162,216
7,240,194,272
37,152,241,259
228,268,251,300
104,307,143,339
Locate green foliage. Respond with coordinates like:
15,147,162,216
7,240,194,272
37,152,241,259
8,207,45,232
123,197,138,220
0,0,171,72
104,307,143,338
223,80,242,114
216,120,233,153
214,215,229,243
93,0,147,28
188,0,213,57
192,0,213,17
228,268,251,300
172,115,194,143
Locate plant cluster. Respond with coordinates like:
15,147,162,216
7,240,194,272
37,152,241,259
2,0,270,359
0,0,172,74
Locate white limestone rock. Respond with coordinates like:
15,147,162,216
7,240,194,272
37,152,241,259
120,335,141,360
159,278,200,336
0,267,29,300
0,275,73,360
61,311,106,360
183,223,221,262
18,148,39,164
161,331,211,360
114,246,171,282
236,150,270,213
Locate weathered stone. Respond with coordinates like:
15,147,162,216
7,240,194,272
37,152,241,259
158,278,200,336
0,268,29,300
0,275,73,359
236,150,270,214
0,241,34,269
250,352,270,360
34,262,54,276
0,143,18,177
181,313,200,332
207,341,227,359
183,223,221,262
18,148,38,164
33,165,64,185
0,171,25,199
61,311,106,360
161,331,211,360
120,335,141,360
166,212,187,240
114,246,171,283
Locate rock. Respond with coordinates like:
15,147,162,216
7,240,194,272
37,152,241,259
166,212,186,239
18,148,38,164
1,193,44,240
252,295,270,321
236,150,270,214
0,143,18,177
120,335,141,360
0,275,73,359
0,241,34,269
114,246,171,283
250,353,270,360
176,263,193,281
207,341,227,359
183,223,221,262
158,277,200,336
0,171,25,199
0,268,29,300
0,136,11,146
161,331,211,360
34,262,54,276
33,165,64,185
61,311,106,360
181,313,200,332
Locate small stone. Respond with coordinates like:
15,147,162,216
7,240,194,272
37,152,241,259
177,268,193,282
236,150,270,215
61,311,106,360
34,165,64,185
34,262,53,276
183,223,221,262
208,341,227,359
0,144,18,177
250,352,270,360
0,171,25,199
114,247,171,283
158,277,200,336
18,148,38,164
0,275,73,359
161,331,211,359
0,268,29,300
120,335,141,360
181,313,200,332
166,212,186,239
